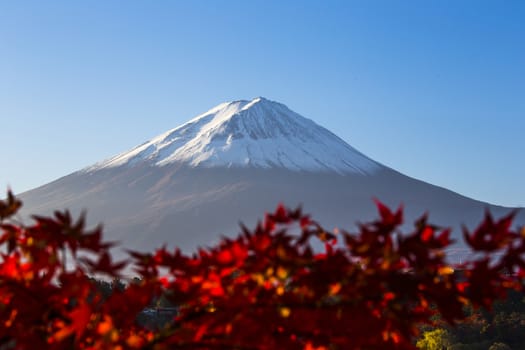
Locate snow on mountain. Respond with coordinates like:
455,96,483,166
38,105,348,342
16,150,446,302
88,97,381,175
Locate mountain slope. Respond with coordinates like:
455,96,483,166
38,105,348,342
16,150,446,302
18,97,524,259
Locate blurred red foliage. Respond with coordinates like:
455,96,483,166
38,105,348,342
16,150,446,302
0,190,524,349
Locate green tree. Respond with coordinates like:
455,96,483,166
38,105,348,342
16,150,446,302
417,329,451,350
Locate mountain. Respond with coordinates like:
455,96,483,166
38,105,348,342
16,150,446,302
18,97,524,259
87,97,380,174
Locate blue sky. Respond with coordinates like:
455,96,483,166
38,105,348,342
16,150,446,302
1,1,523,207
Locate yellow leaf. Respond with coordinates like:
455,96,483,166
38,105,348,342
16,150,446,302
110,329,119,342
438,266,454,275
276,286,285,295
279,307,291,318
252,273,264,286
277,266,288,279
207,305,216,313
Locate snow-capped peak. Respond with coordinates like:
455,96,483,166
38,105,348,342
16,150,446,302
88,97,381,175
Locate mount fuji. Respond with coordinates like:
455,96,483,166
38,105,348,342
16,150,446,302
88,97,379,175
19,97,524,257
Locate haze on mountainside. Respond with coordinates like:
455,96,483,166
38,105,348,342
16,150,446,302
19,97,524,258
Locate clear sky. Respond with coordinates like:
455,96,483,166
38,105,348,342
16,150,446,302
1,1,523,207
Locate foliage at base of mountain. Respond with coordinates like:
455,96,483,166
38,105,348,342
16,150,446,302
418,289,525,350
1,190,525,349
